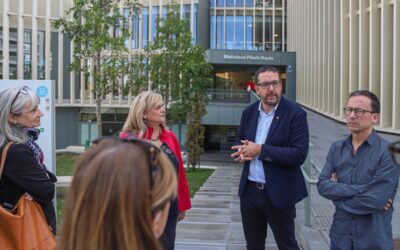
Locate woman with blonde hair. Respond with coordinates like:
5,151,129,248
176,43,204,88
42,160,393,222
58,137,177,250
120,91,191,249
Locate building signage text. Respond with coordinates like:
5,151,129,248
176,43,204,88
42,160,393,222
223,54,274,61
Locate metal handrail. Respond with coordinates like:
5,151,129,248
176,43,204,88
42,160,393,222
300,143,323,227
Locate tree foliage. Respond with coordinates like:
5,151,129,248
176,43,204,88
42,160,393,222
147,2,213,169
53,0,141,136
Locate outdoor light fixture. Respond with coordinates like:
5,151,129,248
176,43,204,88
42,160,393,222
389,141,400,166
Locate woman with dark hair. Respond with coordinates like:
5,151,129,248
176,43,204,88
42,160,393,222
120,91,191,250
0,86,57,233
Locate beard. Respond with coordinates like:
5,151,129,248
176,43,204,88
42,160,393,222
261,93,281,107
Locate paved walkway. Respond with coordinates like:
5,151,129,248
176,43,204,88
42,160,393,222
174,108,400,250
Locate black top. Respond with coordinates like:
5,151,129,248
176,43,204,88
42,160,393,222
0,143,57,233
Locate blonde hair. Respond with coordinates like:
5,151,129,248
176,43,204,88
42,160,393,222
58,138,177,250
122,91,167,137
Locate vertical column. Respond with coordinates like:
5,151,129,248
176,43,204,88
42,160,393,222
380,0,393,128
2,0,10,79
333,0,341,116
317,0,323,109
327,0,334,114
282,0,285,51
32,0,38,79
17,0,24,79
369,0,380,96
57,0,64,104
45,0,51,79
348,0,359,92
312,0,318,108
393,0,400,129
340,0,350,117
358,0,369,90
89,58,94,104
70,44,75,104
322,0,328,111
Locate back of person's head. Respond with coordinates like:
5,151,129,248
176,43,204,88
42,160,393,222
0,86,40,145
59,138,177,250
122,91,167,136
348,90,380,114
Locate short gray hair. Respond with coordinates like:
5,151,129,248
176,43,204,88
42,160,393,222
0,86,40,145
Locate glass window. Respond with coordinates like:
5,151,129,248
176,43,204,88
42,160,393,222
246,0,253,7
275,0,283,8
151,7,159,41
225,16,234,49
236,0,244,7
245,15,253,50
216,14,224,49
235,15,244,49
265,15,272,50
37,31,45,79
133,11,139,49
226,0,234,7
210,0,216,7
210,14,215,49
254,14,263,50
274,15,283,51
124,8,130,48
193,4,197,43
162,6,167,21
142,7,149,48
217,0,224,7
23,30,32,79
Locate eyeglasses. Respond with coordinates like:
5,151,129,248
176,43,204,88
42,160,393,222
91,136,160,189
256,80,281,89
389,141,400,166
11,86,31,107
343,107,375,117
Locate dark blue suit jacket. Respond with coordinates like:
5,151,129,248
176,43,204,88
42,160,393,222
237,97,309,209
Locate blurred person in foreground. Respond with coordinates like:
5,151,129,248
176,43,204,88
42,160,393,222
318,90,400,250
58,137,177,250
120,91,191,250
0,86,57,234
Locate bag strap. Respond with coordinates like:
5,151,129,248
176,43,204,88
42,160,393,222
0,141,13,178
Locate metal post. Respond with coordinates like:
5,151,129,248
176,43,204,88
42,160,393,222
304,143,313,227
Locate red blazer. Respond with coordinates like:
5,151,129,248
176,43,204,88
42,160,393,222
120,127,191,212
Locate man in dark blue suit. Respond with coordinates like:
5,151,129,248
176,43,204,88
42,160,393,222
231,65,309,250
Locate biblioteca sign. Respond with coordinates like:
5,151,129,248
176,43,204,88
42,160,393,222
223,54,274,61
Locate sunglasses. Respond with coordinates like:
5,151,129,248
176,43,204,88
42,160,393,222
91,136,161,188
389,141,400,166
11,86,31,107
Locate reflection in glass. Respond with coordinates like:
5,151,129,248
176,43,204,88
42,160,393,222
152,7,159,41
24,30,32,79
37,31,45,79
225,16,234,49
245,15,253,50
216,15,224,49
226,0,234,7
235,15,244,49
246,0,253,7
210,15,215,49
217,0,224,7
142,7,149,48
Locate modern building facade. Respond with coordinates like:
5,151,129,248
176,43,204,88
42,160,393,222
288,0,400,134
1,0,294,149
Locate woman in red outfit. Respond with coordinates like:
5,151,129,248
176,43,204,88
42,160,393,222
120,91,191,250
